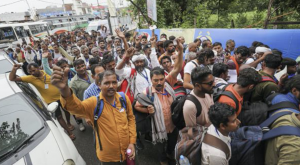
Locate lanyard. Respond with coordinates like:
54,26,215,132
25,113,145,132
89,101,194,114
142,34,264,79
139,69,149,83
158,89,169,96
79,73,91,84
43,75,46,84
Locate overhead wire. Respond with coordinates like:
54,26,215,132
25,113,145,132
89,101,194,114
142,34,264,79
0,0,24,7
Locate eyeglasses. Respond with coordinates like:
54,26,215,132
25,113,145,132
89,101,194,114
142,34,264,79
200,78,215,86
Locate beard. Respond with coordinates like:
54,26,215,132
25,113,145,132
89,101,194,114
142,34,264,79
203,87,214,94
135,65,144,72
168,48,175,53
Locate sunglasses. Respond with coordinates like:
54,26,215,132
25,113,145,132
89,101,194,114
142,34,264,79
200,78,215,86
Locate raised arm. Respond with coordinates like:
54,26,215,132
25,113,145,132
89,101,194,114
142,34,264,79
9,64,23,81
149,36,160,68
115,28,129,51
169,39,184,79
116,47,135,70
249,51,272,68
51,66,96,120
59,46,75,63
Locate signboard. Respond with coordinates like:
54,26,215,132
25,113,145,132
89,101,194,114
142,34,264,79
107,0,117,17
137,28,300,59
147,0,157,22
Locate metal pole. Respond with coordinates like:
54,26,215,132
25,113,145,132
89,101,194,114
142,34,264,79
24,0,33,18
107,11,113,35
62,0,72,31
96,0,101,18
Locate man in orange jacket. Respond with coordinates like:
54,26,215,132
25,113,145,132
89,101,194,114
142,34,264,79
51,68,136,164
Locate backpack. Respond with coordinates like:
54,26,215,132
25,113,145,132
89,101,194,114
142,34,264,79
238,92,299,126
132,93,153,134
93,92,127,151
213,84,240,112
175,126,230,165
118,69,136,103
171,94,202,130
229,111,300,165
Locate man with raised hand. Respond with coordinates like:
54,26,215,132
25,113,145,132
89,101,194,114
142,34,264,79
51,68,136,165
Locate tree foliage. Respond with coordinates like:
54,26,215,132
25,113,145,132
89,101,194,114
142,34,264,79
127,0,300,29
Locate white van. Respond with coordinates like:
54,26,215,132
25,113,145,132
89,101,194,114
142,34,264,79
85,20,110,35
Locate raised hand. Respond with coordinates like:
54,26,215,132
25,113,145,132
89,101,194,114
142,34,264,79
125,47,135,58
150,36,156,48
115,28,125,38
176,38,183,52
51,66,69,91
12,64,21,70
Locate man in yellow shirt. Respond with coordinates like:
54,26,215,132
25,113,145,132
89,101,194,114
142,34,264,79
9,63,75,140
51,67,136,164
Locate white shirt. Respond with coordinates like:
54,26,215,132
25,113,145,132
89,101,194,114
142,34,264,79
201,125,232,165
116,67,151,97
214,77,228,89
184,59,200,93
245,58,254,64
25,50,39,64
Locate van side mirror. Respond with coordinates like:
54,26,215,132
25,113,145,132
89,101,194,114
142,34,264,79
47,102,59,113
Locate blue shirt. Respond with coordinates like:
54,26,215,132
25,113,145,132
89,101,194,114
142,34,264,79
270,92,300,115
83,82,101,100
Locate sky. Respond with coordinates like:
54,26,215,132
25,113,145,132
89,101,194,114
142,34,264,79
0,0,128,14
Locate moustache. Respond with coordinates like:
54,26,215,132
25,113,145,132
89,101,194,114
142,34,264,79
169,48,175,53
156,84,163,88
108,88,115,92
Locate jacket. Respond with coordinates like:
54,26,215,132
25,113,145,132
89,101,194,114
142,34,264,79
265,113,300,165
61,91,136,162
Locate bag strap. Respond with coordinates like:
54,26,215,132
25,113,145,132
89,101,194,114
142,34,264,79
203,133,230,159
260,111,292,128
267,101,299,112
125,69,137,94
219,91,239,112
191,60,198,67
146,87,154,102
118,92,127,110
186,94,202,117
215,83,227,88
261,76,276,84
262,126,300,141
93,95,104,150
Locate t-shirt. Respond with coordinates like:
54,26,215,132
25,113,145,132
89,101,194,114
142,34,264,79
184,59,199,75
21,70,60,104
183,90,214,127
217,84,243,116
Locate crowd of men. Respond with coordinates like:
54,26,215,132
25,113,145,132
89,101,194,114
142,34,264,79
8,27,300,165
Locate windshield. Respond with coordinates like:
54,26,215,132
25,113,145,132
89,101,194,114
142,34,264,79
0,94,43,158
14,26,28,38
0,59,13,74
0,27,17,44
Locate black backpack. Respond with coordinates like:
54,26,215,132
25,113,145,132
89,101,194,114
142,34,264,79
171,94,202,130
238,92,299,126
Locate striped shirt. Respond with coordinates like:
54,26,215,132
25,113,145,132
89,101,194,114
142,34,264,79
83,82,101,100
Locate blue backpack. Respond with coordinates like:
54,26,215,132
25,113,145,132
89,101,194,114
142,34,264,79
229,111,300,165
93,92,127,151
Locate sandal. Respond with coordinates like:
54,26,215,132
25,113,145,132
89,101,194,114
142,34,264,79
68,124,75,131
69,133,76,141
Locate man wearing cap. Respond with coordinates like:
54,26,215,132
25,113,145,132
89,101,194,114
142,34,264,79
250,46,272,70
116,37,160,97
